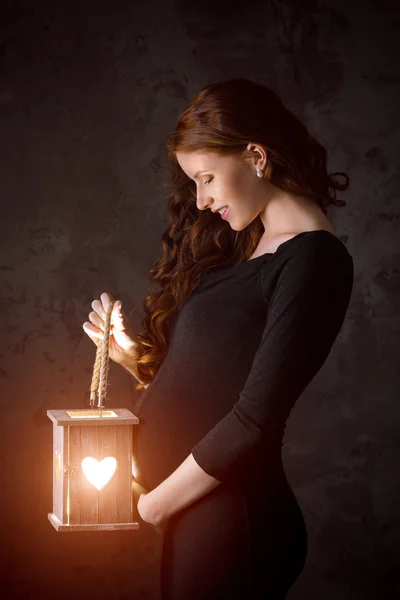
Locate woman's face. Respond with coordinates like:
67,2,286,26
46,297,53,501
176,148,267,231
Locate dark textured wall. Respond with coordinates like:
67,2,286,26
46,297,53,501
1,1,399,599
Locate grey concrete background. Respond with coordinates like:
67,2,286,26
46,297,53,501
1,0,399,598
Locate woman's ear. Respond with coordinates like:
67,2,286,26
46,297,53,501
246,143,267,170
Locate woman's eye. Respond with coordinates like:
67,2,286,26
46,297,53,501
204,177,213,185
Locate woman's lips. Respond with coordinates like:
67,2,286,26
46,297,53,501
220,206,230,220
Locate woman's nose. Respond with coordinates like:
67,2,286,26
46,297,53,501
196,192,212,211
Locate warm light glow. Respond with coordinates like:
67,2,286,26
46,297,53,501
55,450,61,482
131,455,139,479
81,457,117,490
66,410,117,418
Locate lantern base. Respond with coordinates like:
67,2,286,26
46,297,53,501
48,513,139,532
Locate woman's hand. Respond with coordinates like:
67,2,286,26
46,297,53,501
132,480,168,536
82,292,137,368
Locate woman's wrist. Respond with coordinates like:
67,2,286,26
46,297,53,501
137,489,165,527
120,350,150,388
120,348,142,382
137,455,220,527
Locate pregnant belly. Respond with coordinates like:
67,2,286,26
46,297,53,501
132,382,246,489
132,372,286,492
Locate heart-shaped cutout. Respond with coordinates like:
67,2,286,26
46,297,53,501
81,456,117,490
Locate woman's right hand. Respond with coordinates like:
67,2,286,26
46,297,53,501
82,292,138,369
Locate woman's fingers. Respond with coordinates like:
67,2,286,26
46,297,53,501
88,310,104,331
82,322,101,345
90,299,125,333
91,293,116,318
83,321,102,339
100,292,113,313
154,520,168,537
111,300,126,331
91,298,106,320
86,293,128,345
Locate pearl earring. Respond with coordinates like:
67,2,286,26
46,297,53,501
256,168,264,178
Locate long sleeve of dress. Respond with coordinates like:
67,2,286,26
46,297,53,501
191,237,354,482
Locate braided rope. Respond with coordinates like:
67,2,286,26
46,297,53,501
90,342,102,405
89,299,115,409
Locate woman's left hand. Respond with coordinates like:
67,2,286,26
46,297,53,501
132,480,168,536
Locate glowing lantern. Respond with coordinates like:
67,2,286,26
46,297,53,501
47,300,140,531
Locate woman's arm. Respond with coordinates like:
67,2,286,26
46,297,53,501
120,349,149,388
137,453,220,527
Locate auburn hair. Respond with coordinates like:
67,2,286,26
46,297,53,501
133,78,349,390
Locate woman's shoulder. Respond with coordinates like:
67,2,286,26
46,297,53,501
259,228,354,298
272,229,353,263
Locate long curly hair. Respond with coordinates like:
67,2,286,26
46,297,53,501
133,78,349,390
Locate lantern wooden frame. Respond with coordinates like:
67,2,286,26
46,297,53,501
47,408,140,532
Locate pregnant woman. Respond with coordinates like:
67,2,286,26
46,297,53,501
83,78,354,600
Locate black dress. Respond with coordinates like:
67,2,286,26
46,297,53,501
133,230,354,600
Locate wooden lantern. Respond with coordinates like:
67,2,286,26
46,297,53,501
47,408,140,531
48,299,140,531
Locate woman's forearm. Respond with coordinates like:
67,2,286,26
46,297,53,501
120,359,141,382
120,346,150,388
137,454,221,526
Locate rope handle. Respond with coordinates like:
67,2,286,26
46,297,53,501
90,299,115,409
